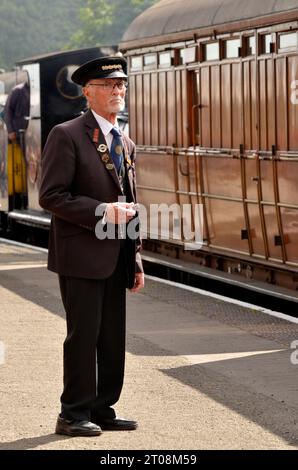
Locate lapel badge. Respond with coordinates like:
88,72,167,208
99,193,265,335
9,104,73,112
98,143,108,153
106,163,114,170
101,153,110,163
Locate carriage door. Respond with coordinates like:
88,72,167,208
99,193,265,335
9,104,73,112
251,30,298,268
175,68,204,249
274,31,298,267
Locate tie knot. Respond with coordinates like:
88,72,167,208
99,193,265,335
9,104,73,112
111,127,121,138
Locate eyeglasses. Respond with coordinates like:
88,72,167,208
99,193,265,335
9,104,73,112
86,81,128,91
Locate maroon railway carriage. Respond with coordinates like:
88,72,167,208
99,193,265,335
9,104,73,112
121,0,298,290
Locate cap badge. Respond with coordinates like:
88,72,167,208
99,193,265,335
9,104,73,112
101,64,122,71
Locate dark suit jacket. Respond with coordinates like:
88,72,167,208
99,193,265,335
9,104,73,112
39,109,143,287
4,82,30,135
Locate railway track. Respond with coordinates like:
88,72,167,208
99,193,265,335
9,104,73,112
141,251,298,319
2,231,297,320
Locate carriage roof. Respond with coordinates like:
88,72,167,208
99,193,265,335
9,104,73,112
121,0,298,48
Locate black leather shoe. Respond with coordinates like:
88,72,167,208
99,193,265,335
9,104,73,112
55,416,102,437
95,416,137,431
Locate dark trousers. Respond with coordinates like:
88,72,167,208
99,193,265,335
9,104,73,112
58,250,127,421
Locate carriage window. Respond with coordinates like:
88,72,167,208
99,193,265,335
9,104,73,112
57,65,83,99
205,42,219,61
144,54,157,68
159,52,172,67
131,56,142,71
279,32,297,50
224,39,241,58
247,36,256,55
180,47,196,64
260,34,272,54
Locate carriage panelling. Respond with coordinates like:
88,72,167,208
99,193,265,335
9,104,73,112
281,207,298,264
210,65,221,148
176,153,190,194
206,198,249,253
143,73,151,145
188,155,198,194
130,68,196,148
138,189,179,241
136,74,144,144
203,157,242,199
200,66,211,148
288,55,298,150
137,151,178,242
250,61,258,150
275,57,288,151
260,161,275,201
267,59,276,151
231,63,242,149
175,71,183,147
167,70,177,147
258,58,277,152
158,72,167,146
136,152,176,192
221,64,232,149
263,205,283,260
278,161,298,205
243,61,252,150
128,74,137,142
259,59,268,150
245,158,259,201
247,203,266,257
151,72,159,145
181,70,189,148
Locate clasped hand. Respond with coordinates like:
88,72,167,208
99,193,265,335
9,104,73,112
105,202,136,224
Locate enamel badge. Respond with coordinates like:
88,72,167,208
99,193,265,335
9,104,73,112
98,144,108,153
101,154,110,163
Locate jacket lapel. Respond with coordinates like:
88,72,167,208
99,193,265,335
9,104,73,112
84,110,122,192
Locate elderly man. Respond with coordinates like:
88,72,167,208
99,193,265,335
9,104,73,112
39,56,144,437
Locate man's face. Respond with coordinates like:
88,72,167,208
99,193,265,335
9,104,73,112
83,78,126,116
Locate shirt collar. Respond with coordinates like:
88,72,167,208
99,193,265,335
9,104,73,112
91,109,118,137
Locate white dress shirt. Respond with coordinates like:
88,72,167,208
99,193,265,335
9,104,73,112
91,109,119,151
91,110,122,224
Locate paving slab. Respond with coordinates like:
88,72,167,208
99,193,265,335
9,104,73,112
0,241,297,450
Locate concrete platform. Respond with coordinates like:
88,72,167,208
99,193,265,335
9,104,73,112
0,240,297,450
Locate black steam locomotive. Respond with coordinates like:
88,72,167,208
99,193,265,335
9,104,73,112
0,45,120,240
